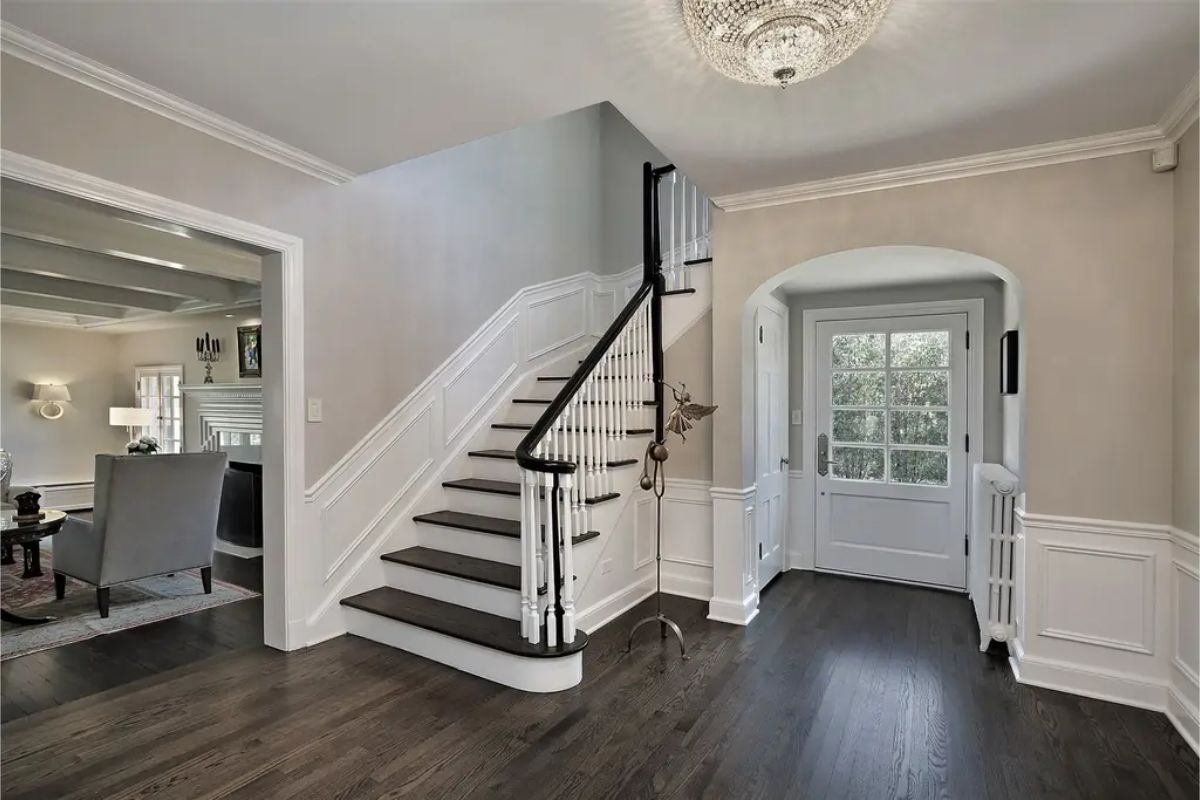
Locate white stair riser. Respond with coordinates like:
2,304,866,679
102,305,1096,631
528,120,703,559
416,523,520,566
383,561,521,619
344,607,582,693
470,457,524,483
442,487,521,518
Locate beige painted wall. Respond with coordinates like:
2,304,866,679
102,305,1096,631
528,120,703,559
663,311,713,481
1174,121,1199,536
712,151,1175,524
1,57,663,485
0,323,127,484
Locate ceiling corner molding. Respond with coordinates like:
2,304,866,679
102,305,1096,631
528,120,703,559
713,126,1168,212
0,23,357,186
1160,73,1200,143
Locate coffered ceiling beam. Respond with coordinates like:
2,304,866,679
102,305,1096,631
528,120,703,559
0,268,184,312
1,235,251,304
1,289,128,318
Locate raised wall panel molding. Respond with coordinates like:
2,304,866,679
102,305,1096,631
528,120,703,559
713,126,1168,212
1160,73,1200,143
1016,509,1173,541
0,23,356,185
1172,527,1200,556
1037,542,1156,655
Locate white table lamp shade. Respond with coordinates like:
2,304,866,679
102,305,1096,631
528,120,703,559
33,384,71,402
110,406,153,427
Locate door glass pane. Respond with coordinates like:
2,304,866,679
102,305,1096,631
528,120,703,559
832,446,885,481
890,370,948,407
832,410,884,444
832,371,885,406
831,333,885,368
891,449,949,486
890,331,949,368
890,410,948,446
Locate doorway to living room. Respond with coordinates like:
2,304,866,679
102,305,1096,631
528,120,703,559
0,153,304,718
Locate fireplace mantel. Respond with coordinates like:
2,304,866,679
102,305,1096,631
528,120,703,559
181,384,263,452
181,383,263,399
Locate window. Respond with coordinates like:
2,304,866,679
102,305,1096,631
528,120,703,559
134,365,184,453
829,330,950,486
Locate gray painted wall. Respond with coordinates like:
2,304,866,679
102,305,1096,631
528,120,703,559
1,56,668,482
0,323,127,484
1173,120,1199,536
786,280,1009,465
599,103,668,272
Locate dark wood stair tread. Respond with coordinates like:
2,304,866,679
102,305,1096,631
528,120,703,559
417,504,607,537
341,587,588,659
492,422,652,435
683,256,713,265
513,398,656,405
468,449,640,468
662,288,696,296
382,546,519,590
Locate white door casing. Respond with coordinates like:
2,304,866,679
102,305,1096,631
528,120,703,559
755,299,788,589
813,312,970,589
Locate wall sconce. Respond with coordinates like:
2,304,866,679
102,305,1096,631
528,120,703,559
33,384,71,420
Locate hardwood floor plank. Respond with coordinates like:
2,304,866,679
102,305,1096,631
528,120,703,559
3,572,1195,799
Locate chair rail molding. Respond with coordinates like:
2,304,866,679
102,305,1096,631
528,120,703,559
0,23,356,184
1011,508,1200,755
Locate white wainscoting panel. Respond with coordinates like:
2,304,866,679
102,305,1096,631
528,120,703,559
709,485,759,626
33,481,94,511
442,320,519,445
1011,510,1199,753
527,286,587,359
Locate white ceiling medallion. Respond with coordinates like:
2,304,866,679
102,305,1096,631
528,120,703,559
681,0,891,87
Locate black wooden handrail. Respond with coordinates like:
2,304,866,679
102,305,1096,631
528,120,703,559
515,161,673,473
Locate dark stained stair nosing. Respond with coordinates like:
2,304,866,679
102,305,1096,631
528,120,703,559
416,506,605,541
468,449,640,468
662,288,696,296
491,422,652,435
683,256,713,266
442,479,622,507
513,398,656,406
341,587,588,659
382,546,519,590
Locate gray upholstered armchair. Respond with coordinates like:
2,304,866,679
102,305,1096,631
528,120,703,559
53,452,228,618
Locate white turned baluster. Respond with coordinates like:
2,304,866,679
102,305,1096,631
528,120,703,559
642,300,652,429
560,471,576,643
617,330,628,442
605,350,616,492
522,470,540,643
542,472,558,647
572,396,583,534
599,355,610,496
583,374,594,500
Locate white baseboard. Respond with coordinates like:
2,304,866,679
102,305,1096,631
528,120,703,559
1167,684,1200,754
577,576,655,634
708,593,759,626
31,481,93,511
1010,651,1167,712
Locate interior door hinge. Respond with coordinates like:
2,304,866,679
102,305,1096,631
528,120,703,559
964,535,970,557
759,325,763,344
965,433,970,452
965,330,970,349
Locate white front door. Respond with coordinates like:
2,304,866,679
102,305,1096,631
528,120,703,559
813,314,968,589
135,365,184,453
755,301,788,589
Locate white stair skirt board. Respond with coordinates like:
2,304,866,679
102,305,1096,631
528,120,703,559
1168,684,1200,753
416,525,520,566
381,560,521,620
343,607,582,693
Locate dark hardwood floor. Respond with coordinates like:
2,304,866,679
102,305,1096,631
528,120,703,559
1,549,263,723
2,572,1196,799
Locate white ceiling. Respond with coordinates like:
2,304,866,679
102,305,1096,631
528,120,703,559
1,179,262,331
774,246,1002,295
1,1,1196,197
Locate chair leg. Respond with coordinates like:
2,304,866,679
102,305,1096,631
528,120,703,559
97,587,110,618
201,566,212,594
54,572,66,600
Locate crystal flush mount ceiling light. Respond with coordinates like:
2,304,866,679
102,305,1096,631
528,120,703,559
681,0,892,88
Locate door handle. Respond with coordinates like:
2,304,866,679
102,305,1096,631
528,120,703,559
817,433,829,476
780,457,789,469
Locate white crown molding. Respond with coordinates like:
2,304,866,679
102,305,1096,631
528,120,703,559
0,23,356,185
713,126,1168,212
1160,73,1200,143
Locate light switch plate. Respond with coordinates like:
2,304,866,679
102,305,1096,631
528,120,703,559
791,409,802,426
307,398,323,423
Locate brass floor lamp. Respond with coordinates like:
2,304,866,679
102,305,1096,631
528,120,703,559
626,382,716,661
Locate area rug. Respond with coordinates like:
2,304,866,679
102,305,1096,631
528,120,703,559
1,549,259,660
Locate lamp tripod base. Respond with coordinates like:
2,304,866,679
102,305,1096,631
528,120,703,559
627,607,688,660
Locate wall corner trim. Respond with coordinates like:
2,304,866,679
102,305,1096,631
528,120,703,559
1160,73,1200,143
0,23,357,185
709,485,756,502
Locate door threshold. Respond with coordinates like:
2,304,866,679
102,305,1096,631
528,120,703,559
811,566,967,595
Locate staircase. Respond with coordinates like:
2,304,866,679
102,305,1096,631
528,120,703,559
340,162,711,692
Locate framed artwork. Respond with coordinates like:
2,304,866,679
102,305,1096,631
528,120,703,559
237,325,262,378
1000,329,1018,395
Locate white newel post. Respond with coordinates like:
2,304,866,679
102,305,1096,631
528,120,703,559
560,471,576,643
708,485,760,626
542,472,559,647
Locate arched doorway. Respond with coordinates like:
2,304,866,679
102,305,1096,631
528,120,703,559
740,246,1025,599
